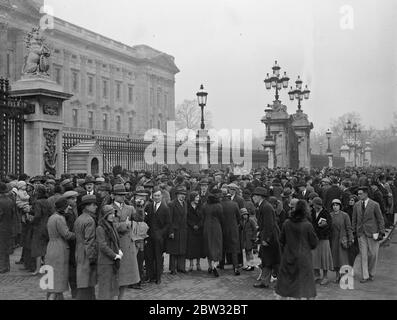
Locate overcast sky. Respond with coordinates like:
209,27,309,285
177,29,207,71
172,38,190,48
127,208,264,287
45,0,397,136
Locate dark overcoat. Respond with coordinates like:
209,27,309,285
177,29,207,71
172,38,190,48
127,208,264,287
145,201,171,252
96,225,119,300
240,217,257,251
31,198,51,258
166,200,188,256
74,212,97,288
220,199,241,254
202,198,223,261
257,200,281,268
0,193,15,272
186,203,204,259
276,217,319,299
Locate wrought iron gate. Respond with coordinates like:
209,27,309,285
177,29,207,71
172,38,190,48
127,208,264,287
0,78,34,180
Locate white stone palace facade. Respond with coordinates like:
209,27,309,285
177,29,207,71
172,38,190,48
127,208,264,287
0,0,179,138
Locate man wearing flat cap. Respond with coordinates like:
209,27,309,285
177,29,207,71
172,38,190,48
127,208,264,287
74,195,98,300
252,187,281,289
167,186,188,275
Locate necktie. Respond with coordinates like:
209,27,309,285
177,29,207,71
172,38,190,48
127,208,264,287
362,201,366,214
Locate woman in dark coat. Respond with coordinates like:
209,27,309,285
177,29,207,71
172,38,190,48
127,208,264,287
96,205,122,300
276,200,319,300
186,192,204,271
31,184,51,275
45,198,75,300
202,190,223,277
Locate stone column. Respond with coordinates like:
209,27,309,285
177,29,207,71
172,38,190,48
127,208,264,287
197,129,210,170
109,64,115,108
0,23,9,77
11,77,72,178
327,153,334,168
14,30,26,82
63,49,71,93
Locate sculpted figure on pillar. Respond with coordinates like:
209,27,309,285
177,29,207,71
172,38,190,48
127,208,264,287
22,27,51,77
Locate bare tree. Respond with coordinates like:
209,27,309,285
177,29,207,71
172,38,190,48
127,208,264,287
330,112,362,136
175,99,213,131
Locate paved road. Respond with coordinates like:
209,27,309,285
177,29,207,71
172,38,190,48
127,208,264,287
1,231,396,300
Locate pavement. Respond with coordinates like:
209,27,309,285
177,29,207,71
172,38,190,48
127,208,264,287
1,227,396,300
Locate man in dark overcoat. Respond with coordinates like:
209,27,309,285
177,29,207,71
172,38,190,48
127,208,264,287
0,183,15,273
145,187,171,284
219,190,241,275
252,187,281,289
74,195,98,300
167,187,188,274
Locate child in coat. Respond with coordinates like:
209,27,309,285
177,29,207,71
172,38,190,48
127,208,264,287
240,208,258,271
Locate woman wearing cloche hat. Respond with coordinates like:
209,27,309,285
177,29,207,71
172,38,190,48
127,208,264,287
96,205,123,300
329,199,354,283
44,197,75,300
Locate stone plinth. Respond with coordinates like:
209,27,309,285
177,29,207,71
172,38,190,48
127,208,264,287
10,76,72,178
197,129,211,170
291,110,313,170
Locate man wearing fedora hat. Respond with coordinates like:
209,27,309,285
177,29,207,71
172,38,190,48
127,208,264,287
252,187,281,289
0,182,16,274
111,184,140,294
167,186,188,275
74,195,98,300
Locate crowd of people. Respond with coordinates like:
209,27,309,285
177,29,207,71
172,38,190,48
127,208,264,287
0,165,395,300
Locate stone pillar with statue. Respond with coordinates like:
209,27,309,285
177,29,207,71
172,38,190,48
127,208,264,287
10,27,72,178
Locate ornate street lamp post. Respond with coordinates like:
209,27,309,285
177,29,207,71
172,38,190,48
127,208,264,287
326,129,333,168
197,84,208,130
196,84,210,168
264,61,290,102
288,76,311,111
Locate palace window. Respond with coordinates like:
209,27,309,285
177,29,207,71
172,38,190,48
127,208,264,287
72,72,79,93
116,82,121,101
164,93,168,110
88,111,94,129
88,76,94,96
103,114,108,131
129,117,133,134
128,86,134,104
72,109,78,127
103,79,108,99
116,115,121,132
55,67,62,85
